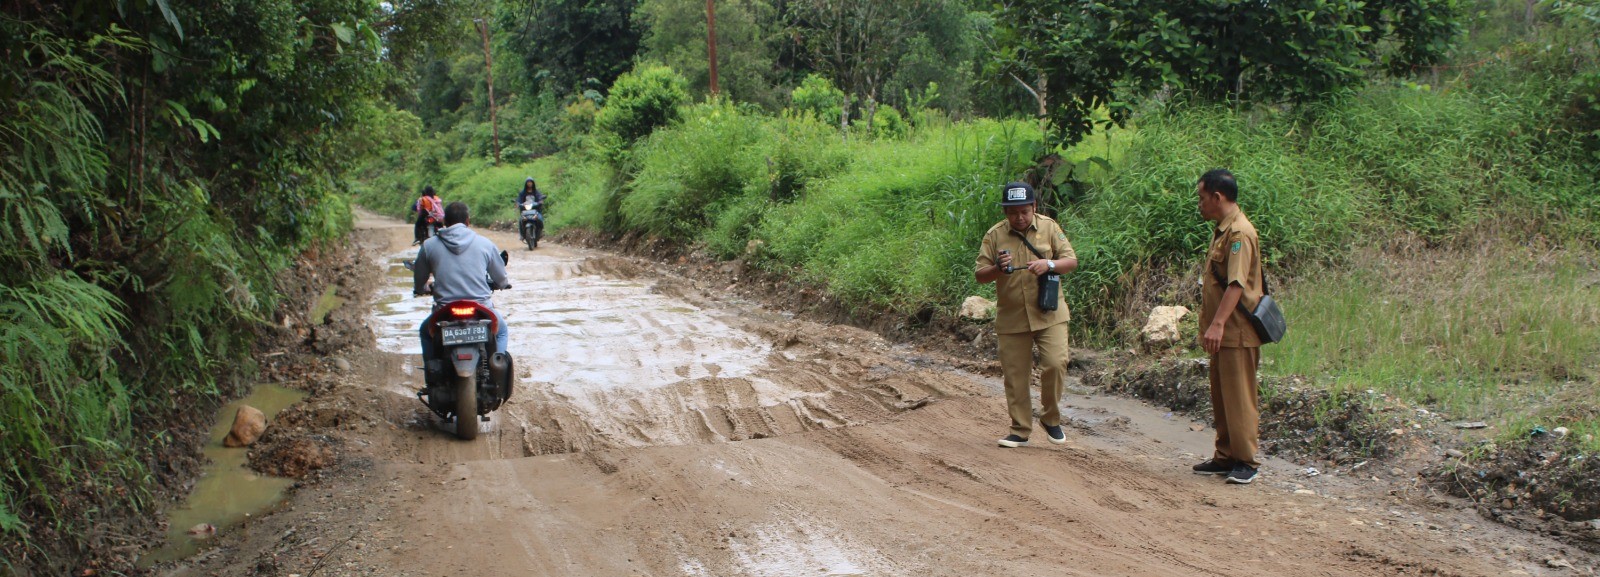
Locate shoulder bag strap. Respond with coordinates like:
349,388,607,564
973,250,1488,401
1012,230,1048,260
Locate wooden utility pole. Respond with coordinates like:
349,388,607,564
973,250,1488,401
475,18,502,165
706,0,719,97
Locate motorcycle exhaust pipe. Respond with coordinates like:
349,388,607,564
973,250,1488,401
489,352,514,401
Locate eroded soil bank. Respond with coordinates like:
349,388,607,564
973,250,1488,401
146,211,1599,576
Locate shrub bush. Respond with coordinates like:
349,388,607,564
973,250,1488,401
592,63,690,160
871,105,909,139
790,73,846,125
621,103,774,240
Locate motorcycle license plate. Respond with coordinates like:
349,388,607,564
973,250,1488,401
441,323,490,346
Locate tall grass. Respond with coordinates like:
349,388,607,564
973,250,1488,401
1269,244,1600,434
1059,106,1366,334
588,102,1040,312
525,75,1600,336
1058,77,1599,335
1308,83,1599,242
511,68,1600,452
753,117,1037,311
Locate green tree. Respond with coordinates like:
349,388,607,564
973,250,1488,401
593,63,690,157
636,0,781,106
880,0,981,114
1,0,390,571
785,0,980,126
993,0,1462,146
416,53,472,130
500,0,643,96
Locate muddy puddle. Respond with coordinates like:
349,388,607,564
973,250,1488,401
140,384,308,565
370,247,776,444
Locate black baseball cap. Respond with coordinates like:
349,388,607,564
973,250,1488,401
999,182,1036,206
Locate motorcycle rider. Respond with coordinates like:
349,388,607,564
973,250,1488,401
515,177,546,244
412,186,444,245
413,201,511,356
515,177,545,209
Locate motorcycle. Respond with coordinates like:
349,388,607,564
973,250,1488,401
517,199,543,250
408,252,514,440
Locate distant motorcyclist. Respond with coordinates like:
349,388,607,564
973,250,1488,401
413,201,511,356
515,177,545,211
412,186,444,244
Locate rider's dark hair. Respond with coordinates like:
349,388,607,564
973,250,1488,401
444,201,469,226
423,185,437,197
1198,169,1238,202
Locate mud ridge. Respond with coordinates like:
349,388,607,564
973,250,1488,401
1082,355,1399,464
1423,435,1600,553
553,227,1600,558
151,215,1600,576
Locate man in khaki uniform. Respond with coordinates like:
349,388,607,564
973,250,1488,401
1192,169,1266,484
974,182,1078,448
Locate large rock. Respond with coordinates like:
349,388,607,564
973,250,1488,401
223,405,267,448
959,296,996,321
1140,306,1190,348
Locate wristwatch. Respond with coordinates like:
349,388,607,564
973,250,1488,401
1046,260,1055,272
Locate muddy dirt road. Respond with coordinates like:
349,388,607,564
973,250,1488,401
161,212,1598,576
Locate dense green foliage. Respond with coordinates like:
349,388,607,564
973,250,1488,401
532,67,1598,339
12,0,1592,572
785,0,981,114
636,0,783,105
548,104,1036,309
0,0,390,571
993,0,1462,146
592,64,692,157
790,73,848,122
501,0,644,97
366,0,1598,327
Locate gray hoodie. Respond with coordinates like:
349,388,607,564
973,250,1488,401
413,224,509,310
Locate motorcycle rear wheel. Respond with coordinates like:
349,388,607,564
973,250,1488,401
454,375,478,440
524,227,536,250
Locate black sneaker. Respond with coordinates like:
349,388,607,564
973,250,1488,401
1043,424,1067,445
1225,464,1259,484
997,434,1029,448
1192,459,1232,475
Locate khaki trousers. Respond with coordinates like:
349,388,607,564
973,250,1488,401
1209,346,1261,468
997,323,1069,438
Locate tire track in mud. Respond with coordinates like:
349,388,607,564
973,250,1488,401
287,216,1591,577
367,238,990,464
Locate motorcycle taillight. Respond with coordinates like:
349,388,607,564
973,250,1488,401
449,305,476,318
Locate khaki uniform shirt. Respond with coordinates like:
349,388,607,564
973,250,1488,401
976,215,1076,334
1200,209,1264,348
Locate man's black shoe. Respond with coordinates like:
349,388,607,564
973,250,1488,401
1043,424,1067,445
997,434,1029,448
1225,464,1259,484
1192,459,1231,475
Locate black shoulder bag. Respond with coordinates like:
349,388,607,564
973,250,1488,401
1245,271,1287,344
1015,233,1060,312
1214,264,1287,344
